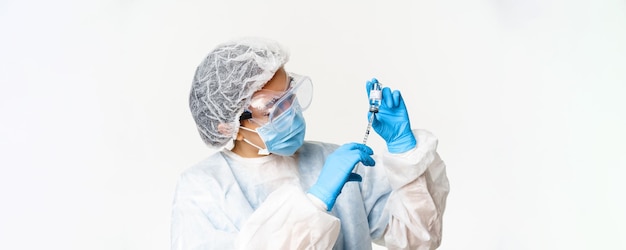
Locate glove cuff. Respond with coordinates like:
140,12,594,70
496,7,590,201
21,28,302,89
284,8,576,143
387,133,417,153
307,186,337,211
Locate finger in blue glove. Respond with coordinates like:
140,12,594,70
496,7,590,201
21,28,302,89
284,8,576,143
308,143,375,211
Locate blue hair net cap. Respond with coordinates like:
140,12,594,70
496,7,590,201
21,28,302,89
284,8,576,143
189,37,290,148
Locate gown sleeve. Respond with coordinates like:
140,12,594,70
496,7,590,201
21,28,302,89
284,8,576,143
171,155,342,250
235,185,341,250
380,129,450,250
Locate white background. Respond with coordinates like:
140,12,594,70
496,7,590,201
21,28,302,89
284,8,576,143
1,0,625,249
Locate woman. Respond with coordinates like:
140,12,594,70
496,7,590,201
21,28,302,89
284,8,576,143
171,37,449,250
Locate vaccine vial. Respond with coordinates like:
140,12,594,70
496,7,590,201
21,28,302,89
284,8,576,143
369,80,382,113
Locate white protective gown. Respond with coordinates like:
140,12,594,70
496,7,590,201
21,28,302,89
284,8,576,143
171,129,449,250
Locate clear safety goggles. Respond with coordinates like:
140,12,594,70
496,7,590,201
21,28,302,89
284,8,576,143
240,72,313,131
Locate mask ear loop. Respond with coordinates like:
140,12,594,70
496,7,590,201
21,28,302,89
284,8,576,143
238,126,270,155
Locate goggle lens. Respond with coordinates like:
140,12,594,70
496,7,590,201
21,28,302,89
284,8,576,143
244,73,313,131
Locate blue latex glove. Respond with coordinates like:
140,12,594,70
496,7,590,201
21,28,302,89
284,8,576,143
366,78,417,153
308,143,375,211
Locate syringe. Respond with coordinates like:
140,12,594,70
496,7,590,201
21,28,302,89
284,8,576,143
351,80,383,179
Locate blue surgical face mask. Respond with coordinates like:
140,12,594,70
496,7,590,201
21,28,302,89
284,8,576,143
239,106,306,156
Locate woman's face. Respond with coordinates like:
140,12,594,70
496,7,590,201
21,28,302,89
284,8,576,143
231,67,289,157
